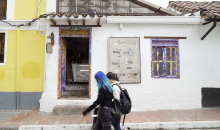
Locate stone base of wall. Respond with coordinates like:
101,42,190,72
0,92,42,110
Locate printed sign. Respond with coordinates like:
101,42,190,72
108,37,141,83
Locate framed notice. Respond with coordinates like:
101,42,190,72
108,37,141,83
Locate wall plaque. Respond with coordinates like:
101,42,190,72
46,43,53,54
108,37,141,83
46,32,54,54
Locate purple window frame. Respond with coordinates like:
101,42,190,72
151,39,180,79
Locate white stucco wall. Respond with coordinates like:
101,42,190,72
39,23,59,112
40,20,220,112
90,23,220,111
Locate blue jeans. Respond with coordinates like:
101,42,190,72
112,116,121,130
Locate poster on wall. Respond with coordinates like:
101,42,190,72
108,37,141,84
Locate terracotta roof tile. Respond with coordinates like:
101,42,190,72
201,11,207,15
188,9,193,13
180,4,185,8
41,13,107,19
213,13,220,17
180,8,185,12
65,13,72,17
169,1,220,18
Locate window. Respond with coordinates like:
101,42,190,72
57,0,149,15
0,0,7,19
0,33,5,63
151,39,180,78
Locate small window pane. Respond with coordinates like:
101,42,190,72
153,62,157,75
166,48,170,60
172,62,176,76
153,48,157,61
159,62,162,75
166,62,170,75
172,48,176,61
0,33,5,63
0,0,7,19
158,48,162,60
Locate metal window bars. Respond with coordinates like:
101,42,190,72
57,0,153,15
152,46,178,78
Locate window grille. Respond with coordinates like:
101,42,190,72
57,0,149,15
151,39,180,78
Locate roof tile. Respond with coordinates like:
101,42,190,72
180,8,185,12
169,1,220,18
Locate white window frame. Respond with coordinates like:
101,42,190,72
6,0,15,20
0,30,7,65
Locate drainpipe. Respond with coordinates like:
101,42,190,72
201,21,217,40
201,18,220,40
16,27,20,111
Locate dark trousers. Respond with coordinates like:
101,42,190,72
112,116,121,130
93,107,112,130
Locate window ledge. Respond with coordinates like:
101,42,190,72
0,63,6,65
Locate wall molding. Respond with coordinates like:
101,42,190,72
145,36,187,39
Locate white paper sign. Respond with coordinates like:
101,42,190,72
108,37,141,83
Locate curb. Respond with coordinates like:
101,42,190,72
0,126,19,130
17,121,220,130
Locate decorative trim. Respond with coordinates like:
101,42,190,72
60,29,90,36
58,27,92,99
145,36,186,39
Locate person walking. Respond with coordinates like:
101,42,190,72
106,72,122,130
82,71,113,130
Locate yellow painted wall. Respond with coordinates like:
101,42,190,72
0,31,45,92
0,31,17,92
19,31,45,92
14,0,47,20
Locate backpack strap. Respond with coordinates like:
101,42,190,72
122,114,126,126
115,84,122,91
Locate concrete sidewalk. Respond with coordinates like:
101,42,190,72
0,108,220,130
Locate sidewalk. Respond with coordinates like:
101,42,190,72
0,108,220,129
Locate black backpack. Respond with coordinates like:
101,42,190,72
116,84,132,125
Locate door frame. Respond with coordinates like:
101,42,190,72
58,27,92,99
